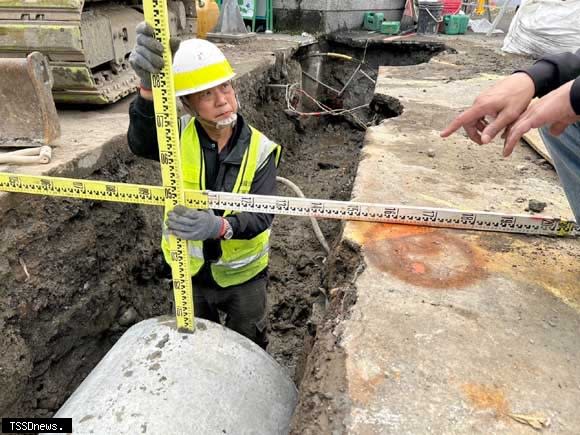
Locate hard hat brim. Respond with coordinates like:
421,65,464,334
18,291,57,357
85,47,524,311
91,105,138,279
175,72,236,97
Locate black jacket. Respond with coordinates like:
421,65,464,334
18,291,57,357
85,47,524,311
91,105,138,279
127,94,278,285
521,49,580,114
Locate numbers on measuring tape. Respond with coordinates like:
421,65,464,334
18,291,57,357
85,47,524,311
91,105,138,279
71,181,85,192
275,199,289,210
8,176,21,187
40,178,54,190
138,187,151,199
346,205,361,216
461,213,476,225
310,202,324,214
500,216,516,228
152,74,162,89
383,207,399,218
143,0,196,331
557,220,576,236
241,196,254,207
1,170,578,242
159,152,172,165
173,277,186,290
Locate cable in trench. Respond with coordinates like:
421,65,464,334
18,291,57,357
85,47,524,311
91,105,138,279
276,176,330,254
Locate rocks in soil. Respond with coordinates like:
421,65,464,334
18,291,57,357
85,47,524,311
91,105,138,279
528,199,547,213
296,254,315,271
317,162,340,170
118,307,138,326
369,93,403,118
516,164,528,172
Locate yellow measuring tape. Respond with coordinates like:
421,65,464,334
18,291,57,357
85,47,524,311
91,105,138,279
0,173,208,207
142,0,194,332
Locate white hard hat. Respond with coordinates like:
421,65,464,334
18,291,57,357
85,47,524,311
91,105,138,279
172,38,236,97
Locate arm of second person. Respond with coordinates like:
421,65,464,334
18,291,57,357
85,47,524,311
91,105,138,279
520,49,580,98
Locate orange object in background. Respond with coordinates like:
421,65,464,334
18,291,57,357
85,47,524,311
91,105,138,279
196,0,220,39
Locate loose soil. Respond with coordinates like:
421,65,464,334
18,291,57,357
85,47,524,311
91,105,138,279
267,121,363,380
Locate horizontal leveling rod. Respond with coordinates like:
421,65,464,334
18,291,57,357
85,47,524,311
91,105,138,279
0,172,577,237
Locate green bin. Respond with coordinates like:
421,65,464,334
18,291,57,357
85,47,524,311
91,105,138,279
363,12,385,31
380,21,401,35
458,14,469,34
443,14,469,35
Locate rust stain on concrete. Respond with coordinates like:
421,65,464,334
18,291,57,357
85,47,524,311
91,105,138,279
462,383,510,418
347,222,576,299
346,222,433,244
357,224,485,289
349,369,385,406
346,356,393,407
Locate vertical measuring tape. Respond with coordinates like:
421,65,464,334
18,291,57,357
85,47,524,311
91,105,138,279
142,0,195,332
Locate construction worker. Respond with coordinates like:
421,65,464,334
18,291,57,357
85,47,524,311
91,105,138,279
441,50,580,221
127,23,281,349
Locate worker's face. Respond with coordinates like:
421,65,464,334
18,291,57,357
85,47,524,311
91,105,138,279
186,81,238,123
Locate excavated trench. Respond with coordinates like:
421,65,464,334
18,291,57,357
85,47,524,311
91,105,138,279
0,38,445,422
260,37,447,382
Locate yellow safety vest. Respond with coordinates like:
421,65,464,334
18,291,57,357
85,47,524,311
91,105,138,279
162,117,281,288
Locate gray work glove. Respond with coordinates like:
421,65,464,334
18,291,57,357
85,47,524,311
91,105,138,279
128,22,164,89
167,206,223,241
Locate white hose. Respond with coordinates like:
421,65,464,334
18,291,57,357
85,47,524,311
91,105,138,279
276,176,330,254
0,146,52,165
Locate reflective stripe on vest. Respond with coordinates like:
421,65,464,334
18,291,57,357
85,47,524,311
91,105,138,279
161,118,280,287
214,243,270,268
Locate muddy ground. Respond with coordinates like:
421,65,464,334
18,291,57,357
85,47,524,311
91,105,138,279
267,118,364,380
0,151,170,418
233,48,366,380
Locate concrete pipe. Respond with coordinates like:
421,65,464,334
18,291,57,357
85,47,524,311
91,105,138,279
48,316,298,435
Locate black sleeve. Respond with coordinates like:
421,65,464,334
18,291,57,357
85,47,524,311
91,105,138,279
519,49,580,106
572,78,580,115
127,94,160,161
225,154,278,239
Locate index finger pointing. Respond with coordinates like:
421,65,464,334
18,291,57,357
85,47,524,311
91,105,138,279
441,106,489,138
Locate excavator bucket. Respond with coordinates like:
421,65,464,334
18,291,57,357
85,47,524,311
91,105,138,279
0,51,60,147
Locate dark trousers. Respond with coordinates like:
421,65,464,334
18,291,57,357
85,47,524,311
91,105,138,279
192,274,269,350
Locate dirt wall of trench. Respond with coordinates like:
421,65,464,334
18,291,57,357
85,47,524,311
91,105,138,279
0,148,169,418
